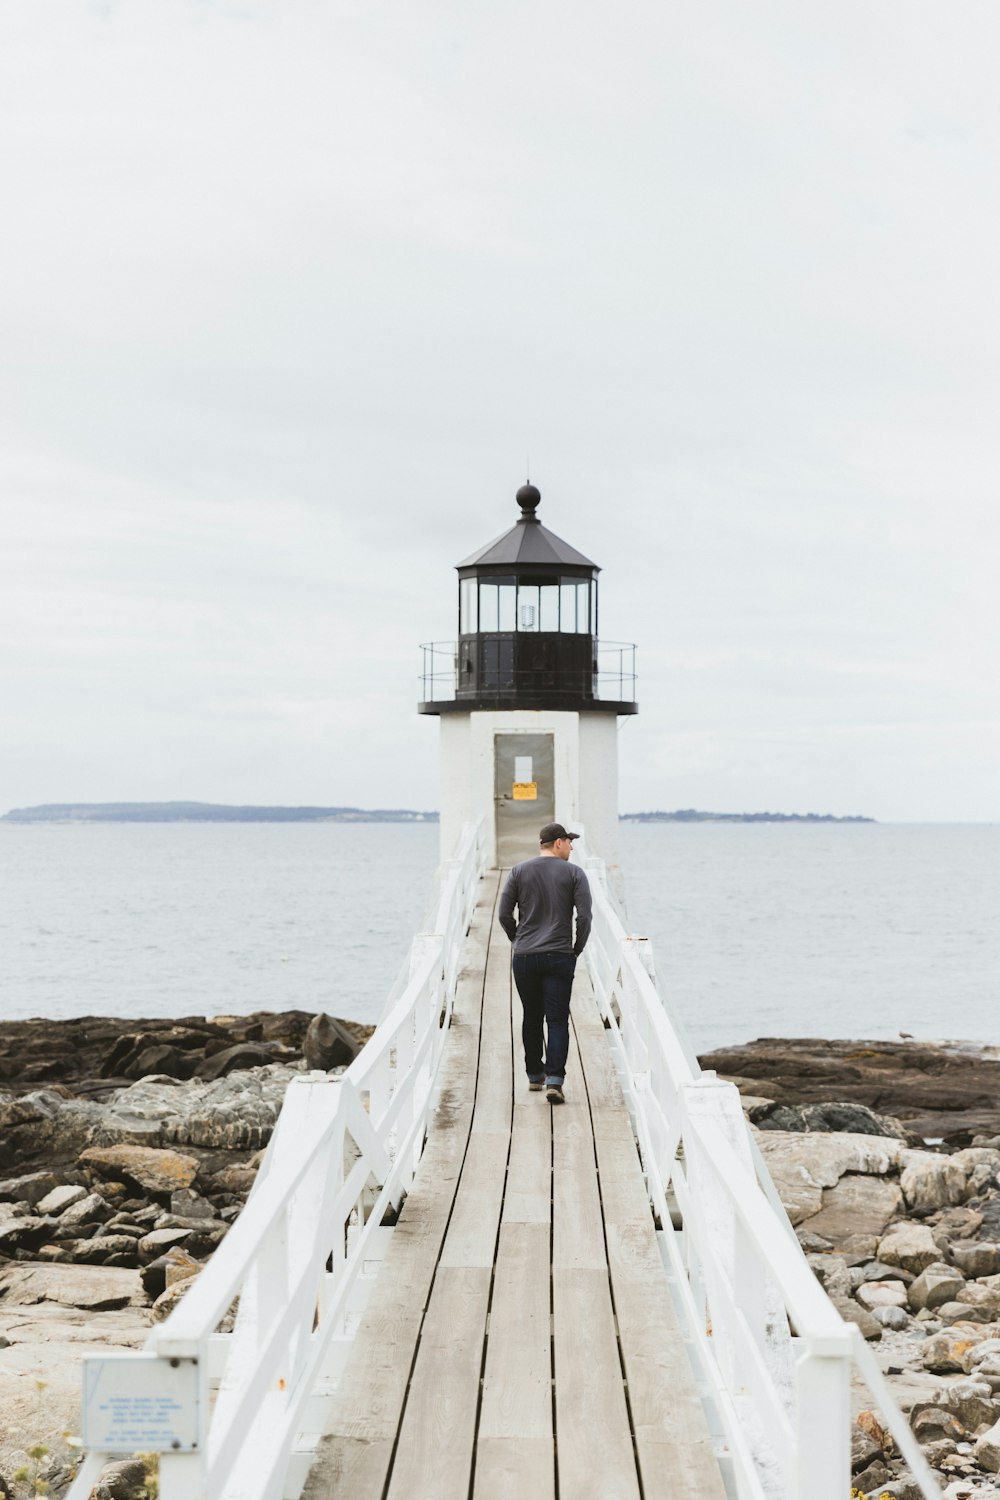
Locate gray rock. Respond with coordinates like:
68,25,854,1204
79,1145,199,1195
0,1216,49,1252
59,1191,110,1227
931,1378,1000,1430
878,1223,942,1275
92,1457,149,1499
800,1173,903,1244
900,1150,968,1212
938,1300,994,1325
909,1263,967,1311
806,1253,851,1300
34,1183,88,1216
857,1280,908,1311
957,1284,1000,1317
0,1263,143,1310
0,1171,59,1205
834,1297,882,1340
854,1459,893,1493
753,1130,905,1226
874,1304,910,1330
976,1420,1000,1473
170,1188,215,1219
195,1042,281,1082
138,1227,192,1258
911,1404,968,1443
92,1064,301,1151
923,1328,990,1373
953,1243,1000,1278
74,1235,142,1265
303,1013,359,1071
852,1424,883,1472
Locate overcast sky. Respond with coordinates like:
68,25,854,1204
1,2,997,822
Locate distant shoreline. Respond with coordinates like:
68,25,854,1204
2,801,874,825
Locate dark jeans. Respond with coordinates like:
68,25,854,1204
511,950,577,1085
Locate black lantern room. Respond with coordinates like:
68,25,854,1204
419,483,637,715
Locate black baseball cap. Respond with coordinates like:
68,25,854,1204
539,822,579,844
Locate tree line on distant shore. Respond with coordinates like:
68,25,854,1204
3,802,873,824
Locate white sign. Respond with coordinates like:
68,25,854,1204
83,1354,200,1453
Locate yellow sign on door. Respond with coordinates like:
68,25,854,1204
512,782,538,801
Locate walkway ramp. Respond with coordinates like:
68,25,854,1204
303,872,725,1500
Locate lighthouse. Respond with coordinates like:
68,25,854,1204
419,483,637,885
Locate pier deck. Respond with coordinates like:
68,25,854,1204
303,872,725,1500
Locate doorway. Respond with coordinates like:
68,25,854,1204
494,732,555,866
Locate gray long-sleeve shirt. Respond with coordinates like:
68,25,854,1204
499,856,592,956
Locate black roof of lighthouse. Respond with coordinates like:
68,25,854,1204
457,483,599,571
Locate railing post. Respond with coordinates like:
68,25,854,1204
794,1345,851,1500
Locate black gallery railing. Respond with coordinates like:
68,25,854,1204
419,639,637,704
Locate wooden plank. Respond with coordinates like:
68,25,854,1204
438,1131,510,1268
551,1029,606,1272
301,875,498,1500
470,920,513,1136
386,1264,491,1500
476,1221,554,1500
552,1266,640,1500
502,1110,550,1224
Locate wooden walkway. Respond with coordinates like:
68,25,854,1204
303,873,725,1500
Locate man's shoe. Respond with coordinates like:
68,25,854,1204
528,1078,545,1092
546,1084,565,1105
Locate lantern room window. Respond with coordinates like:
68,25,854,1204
469,573,595,634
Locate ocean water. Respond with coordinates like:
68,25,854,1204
0,821,996,1054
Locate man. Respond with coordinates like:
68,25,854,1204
498,822,592,1105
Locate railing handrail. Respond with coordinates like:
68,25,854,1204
575,833,940,1500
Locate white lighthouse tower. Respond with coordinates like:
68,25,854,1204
419,482,637,887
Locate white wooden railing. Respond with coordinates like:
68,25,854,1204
69,819,487,1500
577,836,940,1500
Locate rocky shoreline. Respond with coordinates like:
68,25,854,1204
704,1037,1000,1499
5,1026,1000,1497
0,1011,372,1498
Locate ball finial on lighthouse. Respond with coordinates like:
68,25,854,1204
516,481,541,519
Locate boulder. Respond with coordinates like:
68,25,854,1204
833,1298,882,1340
0,1090,103,1171
878,1224,942,1275
851,1424,883,1472
874,1304,910,1330
58,1191,110,1227
856,1280,908,1311
0,1216,50,1252
910,1405,968,1443
753,1130,905,1226
34,1183,88,1216
909,1263,966,1311
138,1227,192,1258
755,1100,906,1137
976,1421,1000,1473
303,1014,359,1072
164,1247,201,1289
73,1234,142,1265
799,1174,903,1243
0,1263,142,1309
92,1457,149,1499
92,1064,300,1151
923,1328,989,1372
957,1285,1000,1317
208,1164,258,1195
123,1043,194,1082
170,1188,215,1219
79,1145,199,1195
0,1171,59,1205
953,1243,1000,1279
195,1043,280,1082
900,1150,968,1212
151,1279,192,1322
938,1301,994,1326
931,1378,1000,1430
